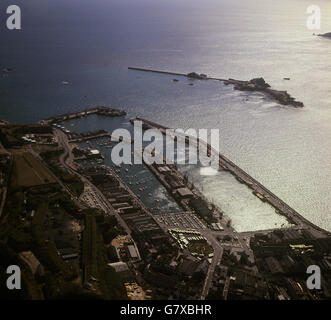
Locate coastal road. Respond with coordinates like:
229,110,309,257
200,231,224,300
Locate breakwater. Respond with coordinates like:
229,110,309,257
40,106,126,125
132,116,330,238
128,67,304,108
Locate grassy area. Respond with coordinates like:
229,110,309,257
60,173,84,197
40,149,84,197
0,186,33,253
11,153,56,188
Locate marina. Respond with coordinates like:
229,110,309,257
59,130,183,215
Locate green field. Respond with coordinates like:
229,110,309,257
11,152,56,188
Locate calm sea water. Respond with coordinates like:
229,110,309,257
1,0,331,231
61,115,183,215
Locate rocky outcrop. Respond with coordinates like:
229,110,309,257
187,72,207,80
128,67,304,108
265,89,304,108
225,77,304,108
318,32,331,38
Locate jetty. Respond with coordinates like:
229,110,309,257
128,66,227,81
69,131,113,143
67,129,133,144
40,106,126,125
128,67,304,108
69,132,133,144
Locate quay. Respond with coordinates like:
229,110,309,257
40,106,126,125
69,131,113,143
68,131,133,144
131,117,330,238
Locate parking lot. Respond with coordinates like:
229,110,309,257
156,212,206,230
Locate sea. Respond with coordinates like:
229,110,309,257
1,0,331,232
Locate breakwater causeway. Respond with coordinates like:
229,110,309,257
128,67,304,108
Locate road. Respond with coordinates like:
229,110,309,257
54,128,132,236
200,230,224,299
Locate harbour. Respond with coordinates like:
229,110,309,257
52,108,330,237
128,67,304,107
131,116,330,238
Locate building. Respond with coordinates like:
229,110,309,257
127,245,139,260
87,149,103,159
108,261,132,280
108,261,129,273
176,187,194,199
